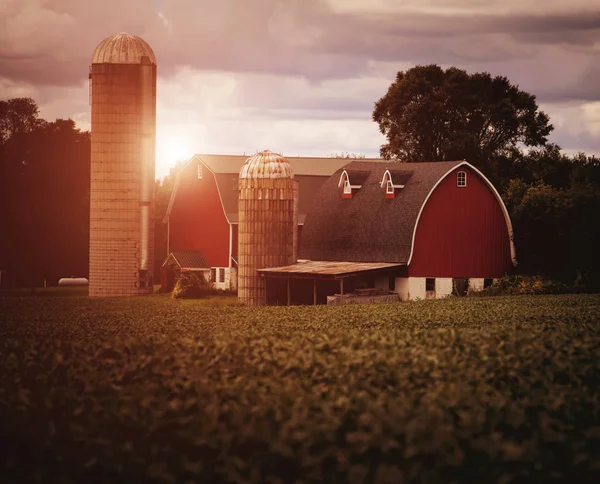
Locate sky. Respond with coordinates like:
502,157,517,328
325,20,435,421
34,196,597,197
1,0,599,178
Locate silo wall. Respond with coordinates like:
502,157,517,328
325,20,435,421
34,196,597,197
238,178,299,306
89,59,156,297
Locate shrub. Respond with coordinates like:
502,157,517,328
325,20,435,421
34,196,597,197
171,272,213,299
471,274,571,296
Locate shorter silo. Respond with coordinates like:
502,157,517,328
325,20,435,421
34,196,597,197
238,150,299,306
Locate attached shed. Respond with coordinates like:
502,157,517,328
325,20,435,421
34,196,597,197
258,261,403,305
160,250,210,292
298,160,516,301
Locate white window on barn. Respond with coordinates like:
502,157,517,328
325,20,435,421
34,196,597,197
343,179,352,195
219,268,225,283
381,170,390,186
457,171,467,187
338,171,351,191
386,180,394,194
197,164,203,179
210,268,216,282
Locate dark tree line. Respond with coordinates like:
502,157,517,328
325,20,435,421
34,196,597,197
374,65,600,289
0,97,175,289
0,98,91,287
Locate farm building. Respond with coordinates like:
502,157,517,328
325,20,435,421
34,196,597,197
160,154,365,291
259,160,517,303
161,251,211,292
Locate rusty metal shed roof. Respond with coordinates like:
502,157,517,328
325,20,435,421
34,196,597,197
163,251,210,270
257,261,403,279
92,32,156,65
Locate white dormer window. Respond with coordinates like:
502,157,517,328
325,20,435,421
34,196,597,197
457,171,467,187
197,164,203,179
386,180,394,194
338,169,365,198
338,170,350,188
380,169,405,198
343,179,352,194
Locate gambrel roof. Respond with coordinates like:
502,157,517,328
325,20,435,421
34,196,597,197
163,154,383,224
300,160,515,264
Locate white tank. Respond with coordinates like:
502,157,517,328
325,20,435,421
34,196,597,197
89,33,156,297
58,277,89,286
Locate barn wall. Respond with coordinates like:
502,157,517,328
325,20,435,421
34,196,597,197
469,278,484,292
231,224,238,259
168,164,230,267
211,267,236,291
395,277,410,301
436,278,453,298
409,166,512,278
408,277,426,300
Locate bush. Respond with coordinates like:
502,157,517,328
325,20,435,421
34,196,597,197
171,272,214,299
471,274,572,296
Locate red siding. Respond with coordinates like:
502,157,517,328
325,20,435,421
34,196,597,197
169,164,230,267
232,224,238,259
409,166,512,278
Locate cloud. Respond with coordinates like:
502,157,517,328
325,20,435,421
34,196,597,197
1,0,598,87
539,100,600,154
1,0,599,175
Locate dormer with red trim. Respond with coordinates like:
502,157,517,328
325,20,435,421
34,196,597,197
338,169,369,199
380,169,412,198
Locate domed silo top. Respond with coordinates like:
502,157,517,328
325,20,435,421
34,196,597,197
239,150,294,179
92,32,156,65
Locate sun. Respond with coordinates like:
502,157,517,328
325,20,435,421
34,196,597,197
156,135,193,179
166,137,189,161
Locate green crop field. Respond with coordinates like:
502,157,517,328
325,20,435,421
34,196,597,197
1,294,599,483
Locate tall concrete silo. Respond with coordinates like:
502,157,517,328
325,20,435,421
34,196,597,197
89,33,156,297
238,150,299,306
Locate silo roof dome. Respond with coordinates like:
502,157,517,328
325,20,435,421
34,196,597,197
92,32,156,65
240,150,294,179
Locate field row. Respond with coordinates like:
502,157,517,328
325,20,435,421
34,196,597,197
1,295,599,482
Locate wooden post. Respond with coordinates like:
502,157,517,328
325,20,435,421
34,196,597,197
287,278,291,306
340,278,344,297
313,279,317,305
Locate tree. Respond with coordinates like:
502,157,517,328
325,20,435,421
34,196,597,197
0,97,41,146
372,65,553,173
507,182,600,289
0,98,90,287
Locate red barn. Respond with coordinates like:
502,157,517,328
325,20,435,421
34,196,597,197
260,160,516,302
161,154,357,290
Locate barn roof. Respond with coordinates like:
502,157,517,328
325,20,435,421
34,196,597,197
342,169,370,186
164,251,210,270
258,261,402,279
299,160,464,263
194,154,377,177
163,154,384,224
